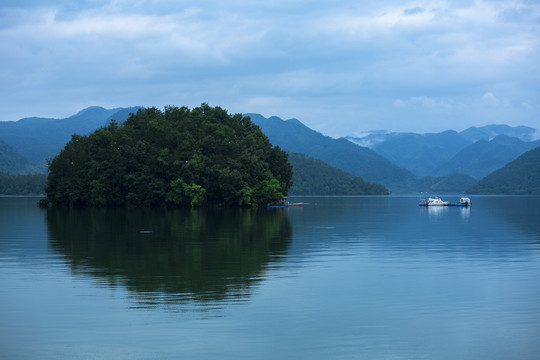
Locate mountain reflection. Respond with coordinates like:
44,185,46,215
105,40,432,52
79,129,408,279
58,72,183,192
47,207,292,306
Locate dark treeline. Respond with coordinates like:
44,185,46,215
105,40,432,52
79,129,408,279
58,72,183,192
288,153,389,195
43,104,293,207
0,173,46,195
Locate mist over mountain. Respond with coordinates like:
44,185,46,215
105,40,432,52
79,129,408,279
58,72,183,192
346,124,539,179
349,124,537,147
459,125,538,143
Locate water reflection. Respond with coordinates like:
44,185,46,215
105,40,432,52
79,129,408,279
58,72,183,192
423,205,471,221
425,205,447,220
285,196,540,263
459,206,471,221
47,207,292,308
481,196,540,243
3,197,540,359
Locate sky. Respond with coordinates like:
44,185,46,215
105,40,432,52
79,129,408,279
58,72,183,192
1,0,539,138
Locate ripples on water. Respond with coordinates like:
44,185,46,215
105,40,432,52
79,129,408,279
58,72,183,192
1,196,540,359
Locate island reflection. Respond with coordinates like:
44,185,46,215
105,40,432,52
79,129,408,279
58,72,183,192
47,207,292,307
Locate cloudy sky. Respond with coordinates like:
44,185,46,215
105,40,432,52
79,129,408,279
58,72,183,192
1,0,539,137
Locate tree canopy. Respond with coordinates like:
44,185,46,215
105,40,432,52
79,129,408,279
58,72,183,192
43,104,292,207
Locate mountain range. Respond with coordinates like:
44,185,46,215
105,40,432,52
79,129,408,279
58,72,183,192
245,113,419,193
0,106,141,165
347,126,540,179
1,106,538,194
467,146,540,195
433,135,540,179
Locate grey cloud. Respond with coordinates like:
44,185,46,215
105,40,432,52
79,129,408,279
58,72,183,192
0,0,539,136
404,7,425,15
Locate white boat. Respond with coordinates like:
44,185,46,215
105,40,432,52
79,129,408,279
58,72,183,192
427,197,448,206
419,195,471,207
419,196,448,206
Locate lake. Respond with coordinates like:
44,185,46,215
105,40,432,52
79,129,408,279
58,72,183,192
1,196,540,359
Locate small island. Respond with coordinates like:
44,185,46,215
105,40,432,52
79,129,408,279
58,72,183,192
41,104,293,207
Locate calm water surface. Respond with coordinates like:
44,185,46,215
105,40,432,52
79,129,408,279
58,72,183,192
1,196,540,359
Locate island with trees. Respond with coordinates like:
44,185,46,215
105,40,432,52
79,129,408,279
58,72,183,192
41,104,293,207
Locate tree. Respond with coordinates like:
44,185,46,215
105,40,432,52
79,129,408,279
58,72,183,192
166,179,207,207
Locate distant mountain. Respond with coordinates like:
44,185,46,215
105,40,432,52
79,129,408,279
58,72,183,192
467,146,540,195
0,106,141,166
349,124,538,148
435,135,540,179
0,138,43,174
245,113,418,193
460,124,537,143
346,130,393,148
346,124,539,179
2,106,531,195
288,153,388,195
368,131,470,177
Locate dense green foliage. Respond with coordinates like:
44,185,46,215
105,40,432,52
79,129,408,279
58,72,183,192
288,153,388,195
0,172,46,195
467,146,540,195
43,104,292,207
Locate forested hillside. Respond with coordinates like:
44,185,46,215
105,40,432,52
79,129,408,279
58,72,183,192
0,138,41,174
435,135,540,179
467,146,540,195
416,173,477,194
288,153,388,195
42,105,292,207
246,113,418,193
0,173,46,195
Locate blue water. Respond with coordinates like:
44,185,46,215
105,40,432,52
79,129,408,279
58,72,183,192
1,196,540,359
